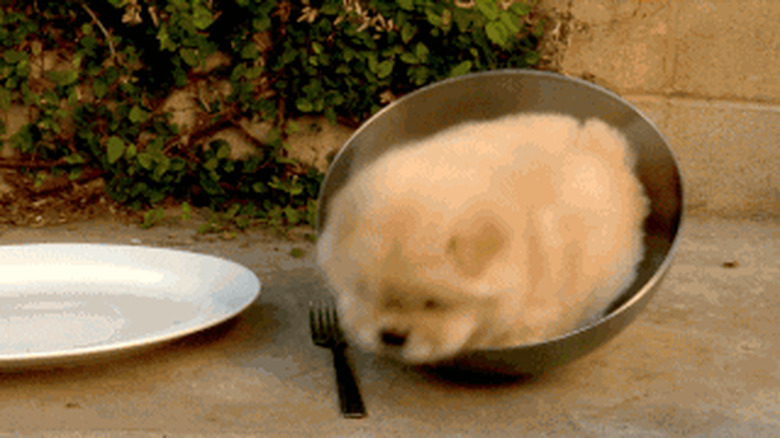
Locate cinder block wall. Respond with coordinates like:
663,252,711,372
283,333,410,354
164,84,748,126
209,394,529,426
542,0,779,218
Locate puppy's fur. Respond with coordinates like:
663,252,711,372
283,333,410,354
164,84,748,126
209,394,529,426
317,113,649,364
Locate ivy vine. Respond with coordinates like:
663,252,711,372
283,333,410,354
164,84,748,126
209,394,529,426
0,0,544,232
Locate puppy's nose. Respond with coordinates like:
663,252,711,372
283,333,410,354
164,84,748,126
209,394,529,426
380,330,408,347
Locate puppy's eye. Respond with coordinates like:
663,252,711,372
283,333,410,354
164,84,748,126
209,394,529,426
423,299,444,311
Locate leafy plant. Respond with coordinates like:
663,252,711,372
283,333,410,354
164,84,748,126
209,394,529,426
0,1,544,231
251,0,543,124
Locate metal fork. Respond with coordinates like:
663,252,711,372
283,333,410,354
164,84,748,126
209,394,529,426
309,302,367,418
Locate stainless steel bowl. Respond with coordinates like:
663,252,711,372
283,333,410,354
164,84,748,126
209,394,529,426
316,69,684,376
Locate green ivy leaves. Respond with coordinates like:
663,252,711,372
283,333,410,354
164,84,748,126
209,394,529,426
0,88,11,110
106,136,126,164
3,50,28,64
296,98,314,113
485,21,508,47
191,3,215,30
157,0,218,78
377,59,395,79
450,60,473,77
128,105,149,124
476,0,499,20
267,0,542,123
0,0,542,232
397,0,414,11
479,0,532,48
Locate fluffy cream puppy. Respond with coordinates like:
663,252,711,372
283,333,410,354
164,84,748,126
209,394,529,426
317,113,649,364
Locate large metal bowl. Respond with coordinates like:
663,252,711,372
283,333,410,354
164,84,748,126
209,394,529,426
316,69,684,377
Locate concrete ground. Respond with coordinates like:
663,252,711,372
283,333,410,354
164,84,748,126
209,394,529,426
0,212,777,437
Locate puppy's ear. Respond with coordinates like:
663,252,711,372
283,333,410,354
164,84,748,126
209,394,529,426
576,118,633,167
446,214,508,278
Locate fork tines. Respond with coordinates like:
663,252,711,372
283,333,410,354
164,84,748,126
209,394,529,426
308,301,366,418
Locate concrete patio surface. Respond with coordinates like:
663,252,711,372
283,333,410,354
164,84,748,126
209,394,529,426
0,212,777,437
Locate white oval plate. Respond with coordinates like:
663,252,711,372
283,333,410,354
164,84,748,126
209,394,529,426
0,244,260,369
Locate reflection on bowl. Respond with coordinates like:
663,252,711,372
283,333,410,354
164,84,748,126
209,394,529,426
317,70,683,376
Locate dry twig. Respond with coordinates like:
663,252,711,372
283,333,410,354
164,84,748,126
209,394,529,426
81,1,118,64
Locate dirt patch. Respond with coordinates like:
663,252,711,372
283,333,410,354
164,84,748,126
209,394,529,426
0,171,135,227
0,169,317,246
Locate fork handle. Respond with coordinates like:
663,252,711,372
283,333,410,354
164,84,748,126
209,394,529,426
331,346,366,418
